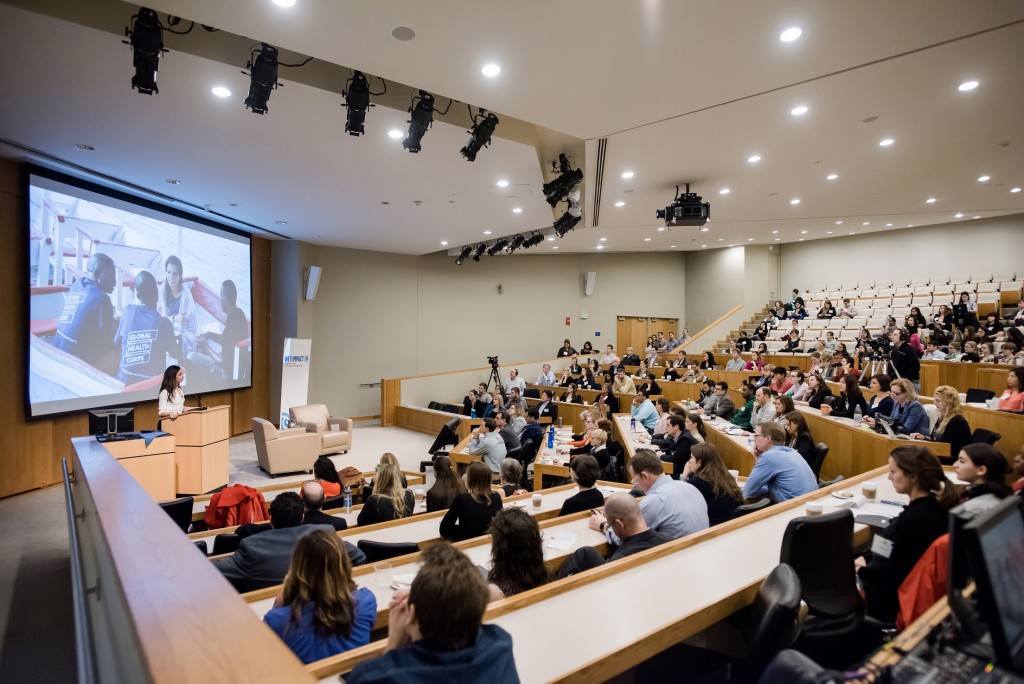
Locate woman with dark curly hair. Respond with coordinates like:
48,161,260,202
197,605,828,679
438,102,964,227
486,508,551,600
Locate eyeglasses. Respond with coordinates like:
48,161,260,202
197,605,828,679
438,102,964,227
891,389,902,396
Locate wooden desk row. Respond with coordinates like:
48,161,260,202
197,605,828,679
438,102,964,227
304,466,895,682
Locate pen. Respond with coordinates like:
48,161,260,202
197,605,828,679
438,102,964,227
880,499,906,507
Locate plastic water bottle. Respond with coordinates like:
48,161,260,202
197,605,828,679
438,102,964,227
547,425,555,449
470,407,477,419
343,485,352,514
630,417,637,432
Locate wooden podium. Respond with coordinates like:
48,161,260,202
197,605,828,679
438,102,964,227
101,434,176,502
161,405,230,495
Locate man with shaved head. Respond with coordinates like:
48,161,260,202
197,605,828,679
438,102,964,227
301,480,348,531
560,493,669,576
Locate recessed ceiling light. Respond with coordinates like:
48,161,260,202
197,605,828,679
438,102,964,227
481,63,501,77
211,86,231,97
977,175,990,182
849,232,855,235
1011,187,1021,193
440,241,448,246
596,245,604,250
552,246,559,250
926,197,937,203
670,245,677,248
702,244,708,248
717,238,724,241
790,198,800,205
885,223,893,227
547,237,555,241
958,80,979,92
973,215,981,219
826,231,833,235
862,222,870,226
719,188,730,195
775,238,782,241
614,201,625,207
657,226,666,232
772,230,779,234
644,237,652,242
388,129,403,139
496,179,509,187
273,0,296,6
747,238,754,242
835,221,843,225
484,230,492,235
907,224,915,227
74,143,94,151
275,220,287,225
700,227,710,232
165,178,181,185
879,138,894,147
826,174,838,181
790,105,808,116
955,213,964,218
621,171,634,179
800,230,808,234
313,234,320,238
799,238,805,241
599,237,607,242
512,207,522,214
392,26,416,41
779,27,802,42
748,155,761,163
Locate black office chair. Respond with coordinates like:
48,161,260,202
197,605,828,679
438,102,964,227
634,563,803,683
193,540,208,555
322,494,345,511
505,446,523,466
780,509,867,668
607,440,625,481
818,474,844,488
211,533,241,556
965,388,996,404
969,428,1001,445
158,496,194,533
357,540,419,564
731,498,771,519
427,400,442,411
809,443,830,480
524,388,540,399
519,438,538,468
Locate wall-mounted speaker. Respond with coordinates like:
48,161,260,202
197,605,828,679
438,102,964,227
583,271,597,296
304,265,322,301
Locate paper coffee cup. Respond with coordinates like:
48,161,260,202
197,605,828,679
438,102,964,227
532,493,542,507
413,488,425,502
805,501,823,516
862,482,878,500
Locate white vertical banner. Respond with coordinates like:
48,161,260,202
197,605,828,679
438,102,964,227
279,338,312,426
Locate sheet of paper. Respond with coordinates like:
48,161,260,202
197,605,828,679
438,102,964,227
391,573,416,588
544,532,578,552
857,502,905,518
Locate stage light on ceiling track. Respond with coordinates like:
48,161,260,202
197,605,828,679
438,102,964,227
343,71,372,136
124,7,165,95
472,243,487,261
487,237,510,256
507,234,526,253
403,90,436,153
524,232,546,248
460,108,499,161
553,210,582,238
455,245,473,265
243,43,280,114
543,154,584,207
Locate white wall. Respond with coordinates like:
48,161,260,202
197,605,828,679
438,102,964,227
271,247,687,419
780,214,1024,293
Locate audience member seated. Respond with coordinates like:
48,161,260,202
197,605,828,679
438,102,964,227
520,409,545,450
795,373,832,410
593,382,620,418
953,291,979,329
838,297,858,318
724,347,745,371
730,383,756,431
498,458,526,496
486,509,551,601
556,339,577,357
698,381,737,420
769,366,793,395
562,493,670,575
772,299,787,319
589,450,709,542
865,378,930,436
680,444,743,525
425,456,465,513
956,444,1012,504
959,339,982,363
620,346,642,367
921,340,947,360
600,344,619,367
466,418,507,474
493,411,521,454
743,350,764,372
535,363,556,386
830,375,868,419
998,342,1019,365
503,387,527,412
586,428,611,470
579,366,601,390
786,370,809,402
347,542,519,684
439,462,503,542
536,390,559,422
658,415,697,476
636,374,662,397
581,340,594,354
736,331,754,352
773,394,795,424
631,393,659,433
216,493,361,592
864,374,895,418
699,351,717,370
611,369,635,395
560,383,584,404
357,465,414,526
816,300,836,319
557,411,594,456
301,481,348,532
263,529,376,664
752,363,774,390
978,341,997,364
997,367,1024,410
855,446,957,622
312,456,342,498
909,385,971,465
782,411,816,466
790,297,809,319
559,455,604,516
1010,445,1024,495
750,387,778,430
742,423,818,503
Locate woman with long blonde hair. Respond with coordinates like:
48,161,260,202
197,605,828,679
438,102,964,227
263,529,376,663
357,464,414,525
910,385,971,465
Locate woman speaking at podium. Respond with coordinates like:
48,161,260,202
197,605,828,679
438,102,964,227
158,365,186,429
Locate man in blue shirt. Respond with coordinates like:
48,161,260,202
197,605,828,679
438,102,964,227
113,270,176,384
53,252,118,374
535,363,556,386
347,542,519,684
742,422,818,502
630,393,658,433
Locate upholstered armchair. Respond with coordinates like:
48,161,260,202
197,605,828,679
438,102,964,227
288,404,353,456
251,418,320,476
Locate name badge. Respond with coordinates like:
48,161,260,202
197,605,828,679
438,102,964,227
871,535,894,559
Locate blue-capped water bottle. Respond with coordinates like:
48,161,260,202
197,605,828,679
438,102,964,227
630,417,637,432
547,425,555,449
343,485,352,514
470,407,477,419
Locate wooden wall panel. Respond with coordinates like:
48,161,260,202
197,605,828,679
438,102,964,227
0,157,271,498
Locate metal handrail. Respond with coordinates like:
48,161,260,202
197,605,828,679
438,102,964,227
62,458,97,684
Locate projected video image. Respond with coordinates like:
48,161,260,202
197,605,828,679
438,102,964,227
28,174,252,417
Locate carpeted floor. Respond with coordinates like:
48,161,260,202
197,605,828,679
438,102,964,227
0,421,435,681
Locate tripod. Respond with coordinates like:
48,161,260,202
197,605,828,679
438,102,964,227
486,364,502,393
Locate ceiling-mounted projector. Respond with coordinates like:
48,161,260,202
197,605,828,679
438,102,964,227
655,183,710,227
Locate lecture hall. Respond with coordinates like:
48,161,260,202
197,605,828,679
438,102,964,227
1,1,1024,682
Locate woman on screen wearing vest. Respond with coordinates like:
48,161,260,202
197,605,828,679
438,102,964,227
157,365,186,429
157,255,198,356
